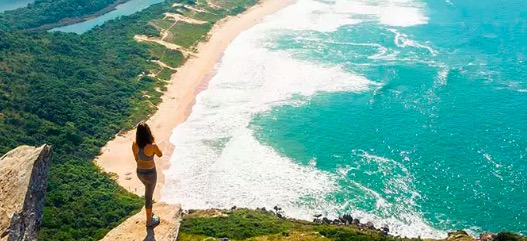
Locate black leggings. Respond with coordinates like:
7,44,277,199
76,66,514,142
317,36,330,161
137,168,157,209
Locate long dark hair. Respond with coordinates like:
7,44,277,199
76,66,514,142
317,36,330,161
136,122,154,148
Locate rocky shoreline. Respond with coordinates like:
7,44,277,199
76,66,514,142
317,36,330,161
195,206,525,241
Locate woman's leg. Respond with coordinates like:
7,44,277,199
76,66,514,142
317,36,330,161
137,169,158,225
144,177,156,224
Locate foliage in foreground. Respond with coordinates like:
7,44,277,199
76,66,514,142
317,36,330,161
179,209,527,241
179,209,420,241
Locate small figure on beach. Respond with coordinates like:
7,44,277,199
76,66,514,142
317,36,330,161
132,122,163,228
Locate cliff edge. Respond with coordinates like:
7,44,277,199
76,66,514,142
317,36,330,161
0,145,52,241
100,203,181,241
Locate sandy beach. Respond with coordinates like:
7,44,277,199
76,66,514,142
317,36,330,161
95,0,296,201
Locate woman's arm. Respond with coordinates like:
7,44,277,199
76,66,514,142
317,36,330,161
132,142,139,162
154,144,163,157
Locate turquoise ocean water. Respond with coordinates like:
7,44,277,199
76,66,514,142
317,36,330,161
160,0,527,238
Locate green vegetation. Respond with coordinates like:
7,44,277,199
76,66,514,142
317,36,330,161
179,209,420,241
1,0,527,241
165,21,212,48
0,0,125,30
210,0,259,15
0,0,262,240
0,22,158,241
179,209,527,241
494,232,527,241
1,3,185,239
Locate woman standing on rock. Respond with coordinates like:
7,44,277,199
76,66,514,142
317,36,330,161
132,122,162,228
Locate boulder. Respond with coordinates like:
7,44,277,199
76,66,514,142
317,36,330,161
446,230,473,241
365,221,375,229
381,224,389,235
0,145,52,241
494,232,524,241
340,214,353,225
479,232,494,241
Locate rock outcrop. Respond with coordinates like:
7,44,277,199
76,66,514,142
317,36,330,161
0,145,52,241
446,230,474,241
100,203,181,241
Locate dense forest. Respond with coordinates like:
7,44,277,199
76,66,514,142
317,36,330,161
0,2,185,238
0,16,159,241
0,0,257,240
0,0,124,30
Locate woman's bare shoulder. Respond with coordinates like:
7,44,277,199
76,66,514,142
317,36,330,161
144,143,157,150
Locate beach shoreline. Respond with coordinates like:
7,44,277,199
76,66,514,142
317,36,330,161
94,0,296,201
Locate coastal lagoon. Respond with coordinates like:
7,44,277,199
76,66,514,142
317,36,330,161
162,0,527,238
0,0,33,12
51,0,165,34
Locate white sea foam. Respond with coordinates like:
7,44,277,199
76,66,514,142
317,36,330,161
378,5,428,27
162,0,445,238
259,0,428,33
333,0,429,27
389,29,437,56
260,0,362,32
340,150,445,238
162,22,373,220
503,81,527,93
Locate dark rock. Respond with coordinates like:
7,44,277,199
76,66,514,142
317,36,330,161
479,232,494,241
381,224,389,235
219,238,229,241
365,221,375,229
322,217,331,224
341,214,353,224
352,219,360,225
495,232,523,241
